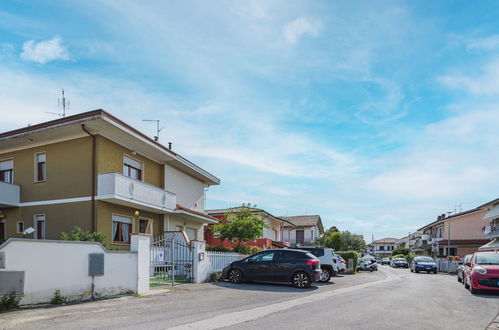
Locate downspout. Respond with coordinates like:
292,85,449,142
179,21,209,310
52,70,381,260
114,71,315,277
82,124,97,232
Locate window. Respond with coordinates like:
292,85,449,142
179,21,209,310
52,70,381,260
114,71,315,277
0,220,4,241
123,155,143,181
380,246,385,251
0,159,13,184
34,214,45,239
34,153,46,182
295,230,304,243
175,225,183,232
16,221,24,234
112,215,132,244
186,228,197,241
250,251,275,262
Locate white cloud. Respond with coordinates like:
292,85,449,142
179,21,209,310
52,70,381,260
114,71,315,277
438,59,499,96
466,35,499,50
20,37,69,64
283,17,321,45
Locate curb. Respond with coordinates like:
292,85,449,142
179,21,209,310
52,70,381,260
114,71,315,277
486,312,499,329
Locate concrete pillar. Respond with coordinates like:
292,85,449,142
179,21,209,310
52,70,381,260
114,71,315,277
131,234,151,294
191,241,210,283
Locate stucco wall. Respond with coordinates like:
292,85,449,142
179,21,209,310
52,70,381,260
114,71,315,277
0,137,93,202
441,209,488,240
165,214,205,241
96,136,163,189
164,164,205,211
0,239,139,305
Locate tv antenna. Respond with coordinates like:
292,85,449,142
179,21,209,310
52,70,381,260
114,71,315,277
47,88,69,117
142,119,164,142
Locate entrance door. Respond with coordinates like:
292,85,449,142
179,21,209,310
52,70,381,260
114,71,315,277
0,220,5,241
35,215,45,239
296,230,304,244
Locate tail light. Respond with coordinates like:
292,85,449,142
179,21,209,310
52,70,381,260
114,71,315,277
307,259,319,265
339,260,345,263
333,259,337,263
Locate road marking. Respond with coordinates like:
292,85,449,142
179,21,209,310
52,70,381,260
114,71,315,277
168,271,400,330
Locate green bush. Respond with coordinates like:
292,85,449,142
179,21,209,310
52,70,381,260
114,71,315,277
206,245,232,252
336,250,360,272
406,254,415,263
0,292,21,311
60,226,108,248
392,247,410,256
232,245,262,255
392,254,407,259
50,290,67,305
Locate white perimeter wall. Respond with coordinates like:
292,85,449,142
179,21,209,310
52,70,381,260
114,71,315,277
165,164,205,211
0,237,149,305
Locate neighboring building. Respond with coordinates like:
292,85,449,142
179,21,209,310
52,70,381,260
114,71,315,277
369,238,397,257
395,236,410,249
479,198,499,251
0,110,220,248
416,206,490,257
280,215,325,246
204,207,296,248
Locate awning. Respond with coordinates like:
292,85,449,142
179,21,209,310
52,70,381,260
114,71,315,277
479,239,499,251
174,205,218,224
483,204,499,221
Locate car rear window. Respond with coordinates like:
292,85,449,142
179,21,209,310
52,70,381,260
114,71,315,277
300,248,325,257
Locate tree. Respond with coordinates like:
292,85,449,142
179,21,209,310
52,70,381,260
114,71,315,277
392,247,410,256
316,226,339,246
318,227,366,252
60,226,108,248
340,231,366,251
211,203,269,248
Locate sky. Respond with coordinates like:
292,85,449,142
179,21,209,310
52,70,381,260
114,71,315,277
1,1,498,242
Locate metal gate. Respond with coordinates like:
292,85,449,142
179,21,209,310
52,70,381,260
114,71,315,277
150,232,194,288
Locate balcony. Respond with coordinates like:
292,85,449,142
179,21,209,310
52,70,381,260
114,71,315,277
484,225,499,239
96,172,176,213
421,234,430,240
0,181,20,207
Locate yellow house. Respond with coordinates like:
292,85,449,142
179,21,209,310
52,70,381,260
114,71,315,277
0,110,220,249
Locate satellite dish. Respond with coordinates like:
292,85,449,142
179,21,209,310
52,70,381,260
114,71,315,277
23,227,35,235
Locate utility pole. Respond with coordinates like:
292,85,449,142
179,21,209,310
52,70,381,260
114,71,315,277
142,119,164,142
447,217,451,274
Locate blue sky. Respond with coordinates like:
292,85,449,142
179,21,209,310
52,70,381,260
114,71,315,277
1,1,499,242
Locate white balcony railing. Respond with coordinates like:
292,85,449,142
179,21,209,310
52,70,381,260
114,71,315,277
485,225,499,239
421,234,430,240
0,181,20,207
97,172,176,212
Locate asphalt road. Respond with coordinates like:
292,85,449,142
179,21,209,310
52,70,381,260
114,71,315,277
0,266,497,329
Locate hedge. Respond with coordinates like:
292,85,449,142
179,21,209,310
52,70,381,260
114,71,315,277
336,250,361,272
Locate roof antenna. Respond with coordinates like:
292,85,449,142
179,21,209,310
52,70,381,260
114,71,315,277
142,119,164,142
47,88,69,117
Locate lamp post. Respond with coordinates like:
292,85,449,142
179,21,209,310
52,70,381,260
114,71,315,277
447,218,451,274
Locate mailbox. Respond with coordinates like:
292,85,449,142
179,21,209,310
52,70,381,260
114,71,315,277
88,253,105,276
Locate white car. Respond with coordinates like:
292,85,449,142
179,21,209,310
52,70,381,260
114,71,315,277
336,254,346,273
291,246,339,282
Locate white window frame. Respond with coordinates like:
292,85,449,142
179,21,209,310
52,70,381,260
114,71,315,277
112,214,133,244
16,221,24,234
123,154,144,182
34,152,47,183
0,158,14,184
33,214,46,239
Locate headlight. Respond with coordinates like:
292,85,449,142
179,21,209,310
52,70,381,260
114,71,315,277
474,267,487,275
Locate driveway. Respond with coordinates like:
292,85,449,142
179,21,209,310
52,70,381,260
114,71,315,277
0,266,497,329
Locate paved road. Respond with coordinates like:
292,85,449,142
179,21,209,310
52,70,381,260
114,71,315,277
0,266,497,329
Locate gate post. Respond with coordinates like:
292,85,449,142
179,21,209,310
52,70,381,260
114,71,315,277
191,241,209,283
131,234,151,294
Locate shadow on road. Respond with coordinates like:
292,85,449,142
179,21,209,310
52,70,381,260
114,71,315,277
211,281,319,293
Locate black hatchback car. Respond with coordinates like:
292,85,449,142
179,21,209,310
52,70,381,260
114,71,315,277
222,249,321,288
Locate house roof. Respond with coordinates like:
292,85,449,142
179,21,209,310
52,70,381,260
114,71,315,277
371,238,397,244
174,205,218,223
0,109,220,185
206,207,296,227
417,207,485,231
279,215,325,234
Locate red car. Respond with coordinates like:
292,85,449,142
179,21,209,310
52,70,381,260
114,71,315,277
464,251,499,294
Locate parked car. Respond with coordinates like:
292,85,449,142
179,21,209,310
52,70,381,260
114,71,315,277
375,257,382,263
222,249,321,288
390,257,408,268
464,251,499,294
290,246,339,282
381,258,391,265
457,254,472,284
336,255,346,273
410,256,437,273
358,257,378,271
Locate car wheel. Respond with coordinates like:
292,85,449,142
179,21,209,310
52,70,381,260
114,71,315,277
319,268,331,282
427,271,430,274
415,269,420,273
228,269,243,284
457,274,462,282
410,268,413,272
433,270,437,274
469,279,479,294
292,272,311,288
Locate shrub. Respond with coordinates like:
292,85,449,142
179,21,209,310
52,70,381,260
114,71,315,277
392,247,410,256
392,254,407,259
232,245,261,255
206,245,232,252
336,250,360,272
60,226,108,248
0,292,21,311
406,254,415,263
50,290,67,305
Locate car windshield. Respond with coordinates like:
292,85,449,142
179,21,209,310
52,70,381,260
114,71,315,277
416,257,434,262
476,253,499,265
395,258,406,261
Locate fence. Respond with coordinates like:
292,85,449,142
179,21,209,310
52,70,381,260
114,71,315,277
206,251,245,272
436,259,459,273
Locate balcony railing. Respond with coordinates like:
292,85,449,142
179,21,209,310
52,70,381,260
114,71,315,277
97,172,176,212
485,225,499,239
0,181,20,207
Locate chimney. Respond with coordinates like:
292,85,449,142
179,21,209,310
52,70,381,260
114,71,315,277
168,142,172,150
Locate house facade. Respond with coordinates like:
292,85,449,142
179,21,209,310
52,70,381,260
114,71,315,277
204,207,295,248
0,110,220,249
369,238,396,257
280,215,324,246
479,198,499,251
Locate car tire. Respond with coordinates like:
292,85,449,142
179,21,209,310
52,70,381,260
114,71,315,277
319,268,331,282
469,279,479,294
415,269,420,273
228,268,243,284
292,271,311,288
457,274,462,283
433,270,437,274
410,268,413,272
